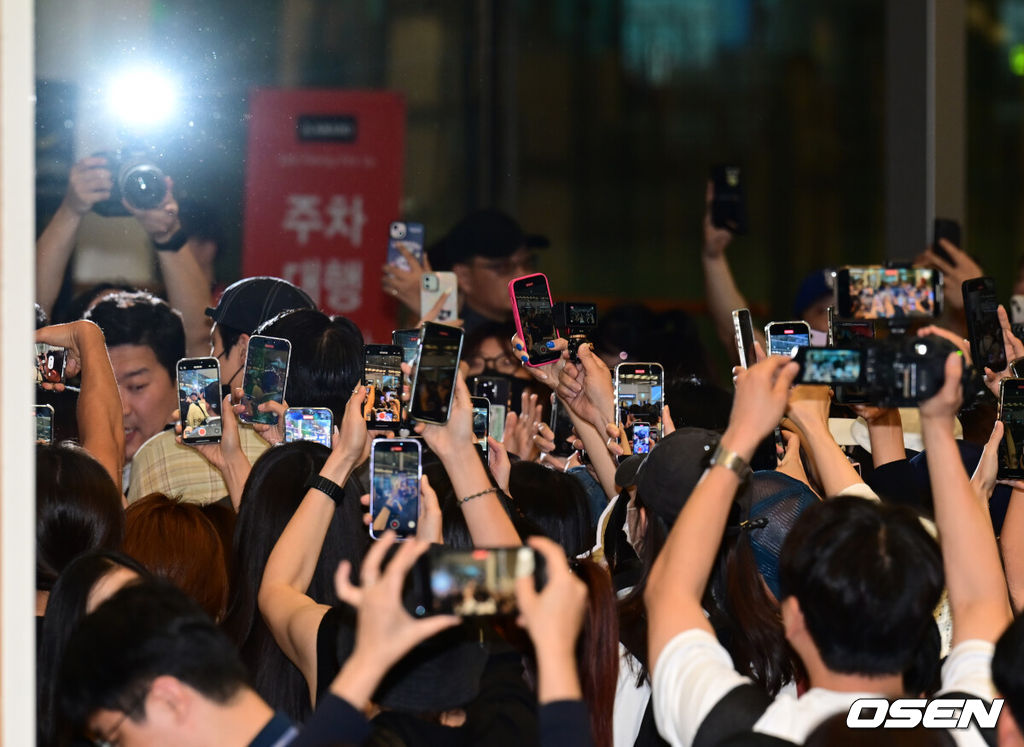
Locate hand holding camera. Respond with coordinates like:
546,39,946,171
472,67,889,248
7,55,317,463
62,156,113,216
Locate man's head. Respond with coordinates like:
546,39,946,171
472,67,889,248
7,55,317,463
793,270,833,336
258,308,364,418
429,209,548,321
206,277,316,390
778,497,943,678
85,292,185,461
59,580,251,746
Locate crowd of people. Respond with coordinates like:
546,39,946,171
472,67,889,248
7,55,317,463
29,155,1024,747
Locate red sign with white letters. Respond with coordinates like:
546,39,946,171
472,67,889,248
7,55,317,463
241,89,405,342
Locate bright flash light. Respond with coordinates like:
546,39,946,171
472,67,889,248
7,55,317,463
107,68,178,128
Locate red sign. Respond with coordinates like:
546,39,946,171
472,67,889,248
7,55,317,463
242,89,405,342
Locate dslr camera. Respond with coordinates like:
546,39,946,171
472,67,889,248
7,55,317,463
91,149,168,217
795,334,982,408
553,302,598,363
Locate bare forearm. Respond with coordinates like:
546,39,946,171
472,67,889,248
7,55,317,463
702,254,751,360
1000,490,1024,614
567,410,617,498
76,330,125,487
36,204,83,317
439,443,520,546
221,452,253,513
865,411,905,468
921,418,1012,642
794,419,865,497
157,240,213,357
534,644,583,703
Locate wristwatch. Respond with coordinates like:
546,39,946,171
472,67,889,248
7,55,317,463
153,229,188,253
304,474,345,504
709,442,753,482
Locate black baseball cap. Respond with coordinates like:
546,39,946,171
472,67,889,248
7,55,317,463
205,277,316,334
428,209,549,270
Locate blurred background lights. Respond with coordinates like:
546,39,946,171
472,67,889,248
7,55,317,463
107,68,178,127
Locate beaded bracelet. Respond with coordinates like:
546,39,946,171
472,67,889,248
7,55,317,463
458,486,500,505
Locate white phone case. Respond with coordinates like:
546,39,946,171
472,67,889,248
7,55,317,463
421,272,458,323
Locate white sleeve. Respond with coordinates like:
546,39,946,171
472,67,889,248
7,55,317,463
651,629,751,747
937,639,997,701
835,482,881,502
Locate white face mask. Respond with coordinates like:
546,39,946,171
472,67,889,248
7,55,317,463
808,328,828,347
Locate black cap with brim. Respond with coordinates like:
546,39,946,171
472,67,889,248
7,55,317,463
428,208,549,271
205,277,316,335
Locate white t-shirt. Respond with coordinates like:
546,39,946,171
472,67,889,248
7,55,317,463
651,628,995,747
614,645,650,747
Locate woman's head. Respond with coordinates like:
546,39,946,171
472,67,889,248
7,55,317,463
124,493,229,621
36,445,124,591
508,461,593,557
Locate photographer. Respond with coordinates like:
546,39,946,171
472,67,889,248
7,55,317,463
36,155,212,356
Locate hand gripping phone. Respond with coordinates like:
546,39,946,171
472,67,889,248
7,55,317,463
963,277,1007,373
421,272,459,323
409,322,464,424
239,335,291,425
176,357,223,444
370,438,421,539
363,344,404,428
732,308,756,368
509,273,560,366
614,363,665,446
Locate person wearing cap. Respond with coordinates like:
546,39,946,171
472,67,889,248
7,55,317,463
126,277,315,507
424,209,550,334
205,277,317,393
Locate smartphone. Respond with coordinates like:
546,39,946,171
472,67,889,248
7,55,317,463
388,221,425,271
999,379,1024,480
34,404,54,445
421,272,458,324
963,277,1007,373
284,407,333,447
710,164,748,235
732,308,756,368
363,344,404,428
408,545,542,617
553,301,598,362
834,266,942,320
765,321,810,357
470,374,512,409
409,322,464,424
550,397,575,458
793,347,864,386
932,218,961,266
392,328,422,366
176,357,222,444
632,422,651,455
239,335,291,425
489,404,506,441
471,397,490,455
1012,358,1024,378
370,438,422,539
34,343,67,386
509,273,560,366
615,362,665,446
1010,296,1024,326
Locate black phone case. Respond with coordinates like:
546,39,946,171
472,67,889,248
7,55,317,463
710,165,748,235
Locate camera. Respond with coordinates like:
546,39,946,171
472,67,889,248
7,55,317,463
553,302,597,362
91,149,168,216
795,334,982,408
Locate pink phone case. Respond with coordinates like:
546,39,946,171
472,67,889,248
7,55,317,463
508,272,559,367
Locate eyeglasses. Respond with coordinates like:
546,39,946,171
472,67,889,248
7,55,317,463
467,354,519,374
89,688,148,747
472,253,537,277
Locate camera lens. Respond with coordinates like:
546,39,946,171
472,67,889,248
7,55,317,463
120,163,166,210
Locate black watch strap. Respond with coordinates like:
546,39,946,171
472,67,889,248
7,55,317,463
153,229,189,253
305,474,345,504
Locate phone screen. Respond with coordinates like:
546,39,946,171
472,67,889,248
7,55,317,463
837,267,938,320
177,358,222,443
284,408,332,447
489,404,506,441
833,320,875,346
732,309,756,368
470,375,511,408
34,404,54,445
410,323,464,424
387,221,425,270
363,345,403,427
425,546,536,617
241,336,291,425
615,363,664,445
471,397,489,454
34,343,67,386
964,278,1007,373
796,348,862,385
392,328,422,366
510,274,559,366
370,439,421,538
999,380,1024,479
766,323,810,357
632,423,651,454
